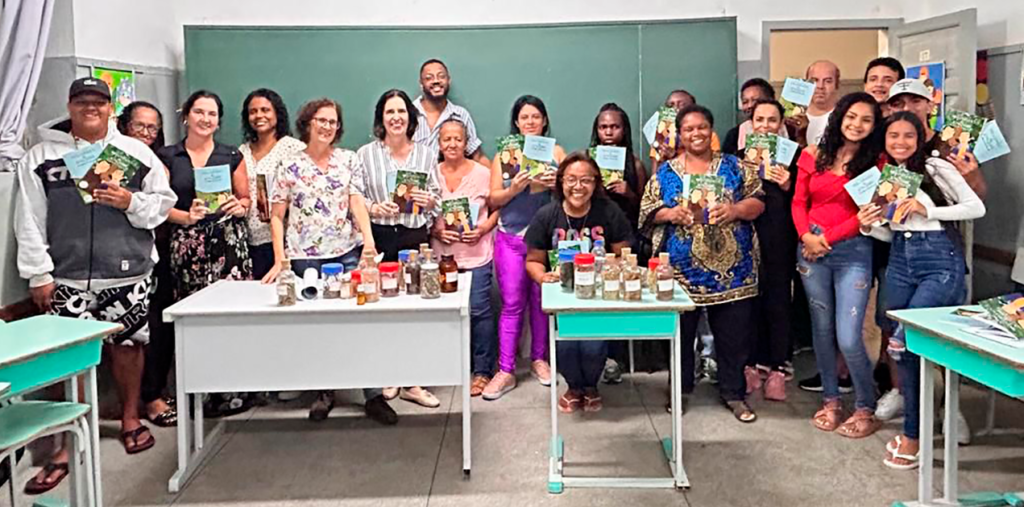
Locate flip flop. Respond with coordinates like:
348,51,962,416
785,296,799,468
883,445,920,470
121,425,156,455
24,462,69,495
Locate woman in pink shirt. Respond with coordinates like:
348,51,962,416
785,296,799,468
431,119,499,396
792,92,884,438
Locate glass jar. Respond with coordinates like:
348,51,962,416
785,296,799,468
440,254,459,293
558,249,576,293
277,259,297,306
405,251,421,295
339,272,352,299
656,252,675,301
380,262,401,297
602,253,621,301
362,263,380,304
623,254,642,302
398,250,413,292
421,262,441,299
647,257,661,292
574,253,596,299
353,272,365,305
322,263,345,299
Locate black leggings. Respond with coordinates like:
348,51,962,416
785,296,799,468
370,224,429,262
680,298,755,402
750,258,794,369
141,246,175,404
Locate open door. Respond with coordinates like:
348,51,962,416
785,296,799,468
890,8,979,299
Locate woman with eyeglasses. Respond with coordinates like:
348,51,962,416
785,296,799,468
117,101,165,150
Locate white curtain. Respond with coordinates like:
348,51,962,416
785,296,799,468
0,0,55,172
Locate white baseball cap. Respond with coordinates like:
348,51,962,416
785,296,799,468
887,79,931,102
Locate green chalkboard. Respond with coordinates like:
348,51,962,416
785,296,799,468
184,20,737,158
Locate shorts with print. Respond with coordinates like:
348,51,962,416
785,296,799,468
49,277,153,346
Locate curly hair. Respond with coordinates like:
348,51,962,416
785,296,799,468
116,101,165,150
674,104,715,132
295,98,343,145
372,89,417,140
555,151,606,202
815,92,883,177
241,88,291,143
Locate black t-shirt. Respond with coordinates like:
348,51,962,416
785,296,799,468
722,124,741,156
524,198,633,261
157,141,243,212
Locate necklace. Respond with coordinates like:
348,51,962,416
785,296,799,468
562,201,591,234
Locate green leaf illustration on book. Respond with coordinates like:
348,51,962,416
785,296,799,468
682,174,725,225
75,143,142,204
392,170,429,214
872,164,923,225
441,196,473,233
589,146,626,185
938,109,987,159
742,133,777,179
194,164,232,213
979,293,1024,340
496,134,524,183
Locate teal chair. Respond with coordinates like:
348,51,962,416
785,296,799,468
0,384,97,506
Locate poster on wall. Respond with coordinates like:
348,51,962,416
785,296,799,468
906,62,945,130
976,50,995,119
92,67,136,116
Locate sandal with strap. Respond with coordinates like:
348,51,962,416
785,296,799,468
726,400,757,423
812,400,844,432
883,436,920,470
24,462,69,495
147,406,178,427
837,409,882,439
470,375,490,397
121,425,156,455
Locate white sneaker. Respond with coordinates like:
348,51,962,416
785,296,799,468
875,389,904,421
942,409,972,446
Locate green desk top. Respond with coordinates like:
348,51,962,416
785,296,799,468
0,316,122,369
541,281,696,314
888,306,1024,370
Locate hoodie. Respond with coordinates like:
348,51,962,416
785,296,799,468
15,119,176,291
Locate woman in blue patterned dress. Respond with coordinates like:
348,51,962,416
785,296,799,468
639,105,766,423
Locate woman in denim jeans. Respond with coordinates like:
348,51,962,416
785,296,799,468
857,112,985,469
791,93,884,438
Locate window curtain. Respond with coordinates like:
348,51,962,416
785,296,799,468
0,0,55,172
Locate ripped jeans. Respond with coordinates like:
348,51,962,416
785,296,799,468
797,235,876,410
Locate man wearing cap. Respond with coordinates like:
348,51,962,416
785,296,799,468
413,58,490,165
887,78,986,197
16,78,175,493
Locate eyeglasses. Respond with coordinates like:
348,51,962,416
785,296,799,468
312,117,340,130
128,122,160,136
564,177,596,187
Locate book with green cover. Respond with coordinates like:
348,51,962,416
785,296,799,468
938,109,987,159
392,170,429,214
588,146,626,185
872,164,923,224
75,143,142,204
649,106,678,161
194,164,232,213
742,133,777,179
979,293,1024,340
496,134,524,183
441,197,474,233
682,174,726,225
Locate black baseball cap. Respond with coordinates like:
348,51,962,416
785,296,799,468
68,77,111,101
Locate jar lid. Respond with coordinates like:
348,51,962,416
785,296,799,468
558,249,577,263
575,253,595,265
398,250,413,262
379,262,400,273
648,258,661,269
321,263,344,276
351,271,361,283
421,262,439,270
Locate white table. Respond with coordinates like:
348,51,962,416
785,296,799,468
163,275,473,493
542,282,696,492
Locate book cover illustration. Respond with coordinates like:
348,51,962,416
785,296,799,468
938,109,987,159
77,143,142,204
872,164,923,224
589,146,626,185
256,174,271,222
441,197,474,233
521,135,556,180
742,133,777,179
392,170,429,214
496,134,524,184
649,107,678,161
978,293,1024,341
194,164,232,213
682,174,726,225
780,78,815,118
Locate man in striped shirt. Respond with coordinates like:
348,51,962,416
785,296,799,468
413,59,490,166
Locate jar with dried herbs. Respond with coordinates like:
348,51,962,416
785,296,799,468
602,253,620,300
405,251,421,295
656,252,675,301
574,253,596,299
623,254,642,302
421,261,441,299
380,262,401,297
439,254,459,293
277,259,297,306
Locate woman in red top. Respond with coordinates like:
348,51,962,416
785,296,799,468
792,92,884,438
